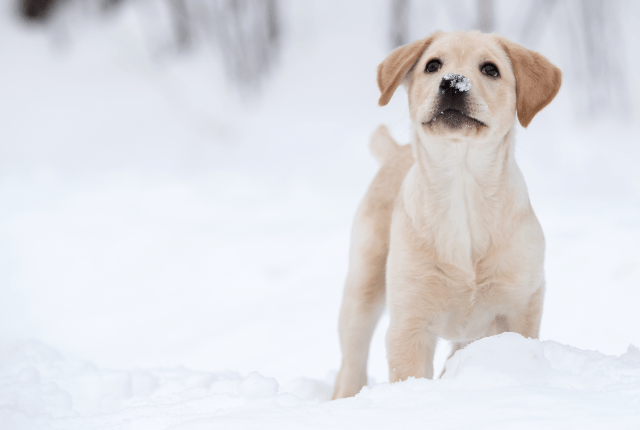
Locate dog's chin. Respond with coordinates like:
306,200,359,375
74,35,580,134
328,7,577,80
422,109,487,133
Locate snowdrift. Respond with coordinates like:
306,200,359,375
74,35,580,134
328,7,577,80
2,334,639,429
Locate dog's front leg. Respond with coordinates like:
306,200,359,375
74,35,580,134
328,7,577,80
386,313,437,382
383,204,441,382
385,281,439,383
509,281,545,339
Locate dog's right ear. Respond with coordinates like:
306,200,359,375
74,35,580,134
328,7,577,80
377,33,439,106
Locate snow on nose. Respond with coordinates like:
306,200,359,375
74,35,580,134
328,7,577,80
441,73,471,94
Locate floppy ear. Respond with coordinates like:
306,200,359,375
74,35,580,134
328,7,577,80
498,38,562,128
377,33,439,106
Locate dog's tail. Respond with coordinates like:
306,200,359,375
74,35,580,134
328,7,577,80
370,125,400,165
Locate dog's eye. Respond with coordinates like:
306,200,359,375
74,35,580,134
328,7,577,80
481,62,500,77
425,59,442,73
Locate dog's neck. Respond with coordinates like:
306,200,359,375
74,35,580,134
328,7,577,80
403,126,530,274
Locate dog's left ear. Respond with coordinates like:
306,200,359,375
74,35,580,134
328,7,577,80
498,38,562,128
377,33,439,106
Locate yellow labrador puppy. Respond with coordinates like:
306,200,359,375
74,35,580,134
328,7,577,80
333,31,561,399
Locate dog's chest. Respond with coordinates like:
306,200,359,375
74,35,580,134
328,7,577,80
395,153,542,341
406,162,503,273
436,261,531,341
444,284,493,339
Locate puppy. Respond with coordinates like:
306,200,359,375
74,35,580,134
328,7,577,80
332,31,561,399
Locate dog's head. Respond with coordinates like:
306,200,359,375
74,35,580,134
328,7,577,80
377,31,561,142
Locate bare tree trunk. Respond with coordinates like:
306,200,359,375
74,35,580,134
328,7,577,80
206,0,281,90
168,0,191,51
266,0,279,45
477,0,494,32
390,0,409,48
101,0,124,11
559,0,630,118
519,0,557,47
21,0,58,20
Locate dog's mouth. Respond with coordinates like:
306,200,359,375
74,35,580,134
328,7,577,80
422,108,487,129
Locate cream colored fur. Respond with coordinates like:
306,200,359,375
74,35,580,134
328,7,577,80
333,31,561,400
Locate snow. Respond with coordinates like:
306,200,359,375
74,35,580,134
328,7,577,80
442,72,472,92
1,0,640,429
1,335,639,429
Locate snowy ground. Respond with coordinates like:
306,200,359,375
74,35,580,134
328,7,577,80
1,1,639,429
2,334,640,429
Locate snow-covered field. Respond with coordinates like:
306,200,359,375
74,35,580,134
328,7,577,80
1,1,639,428
3,334,640,429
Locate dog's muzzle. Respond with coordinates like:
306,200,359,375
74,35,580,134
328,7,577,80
424,73,486,128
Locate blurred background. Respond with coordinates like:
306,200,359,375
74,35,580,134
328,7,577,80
1,0,639,385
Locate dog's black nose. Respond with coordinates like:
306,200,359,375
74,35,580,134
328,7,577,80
439,73,471,98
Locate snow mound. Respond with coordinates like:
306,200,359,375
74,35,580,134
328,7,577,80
1,335,639,429
442,332,640,390
238,371,279,398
